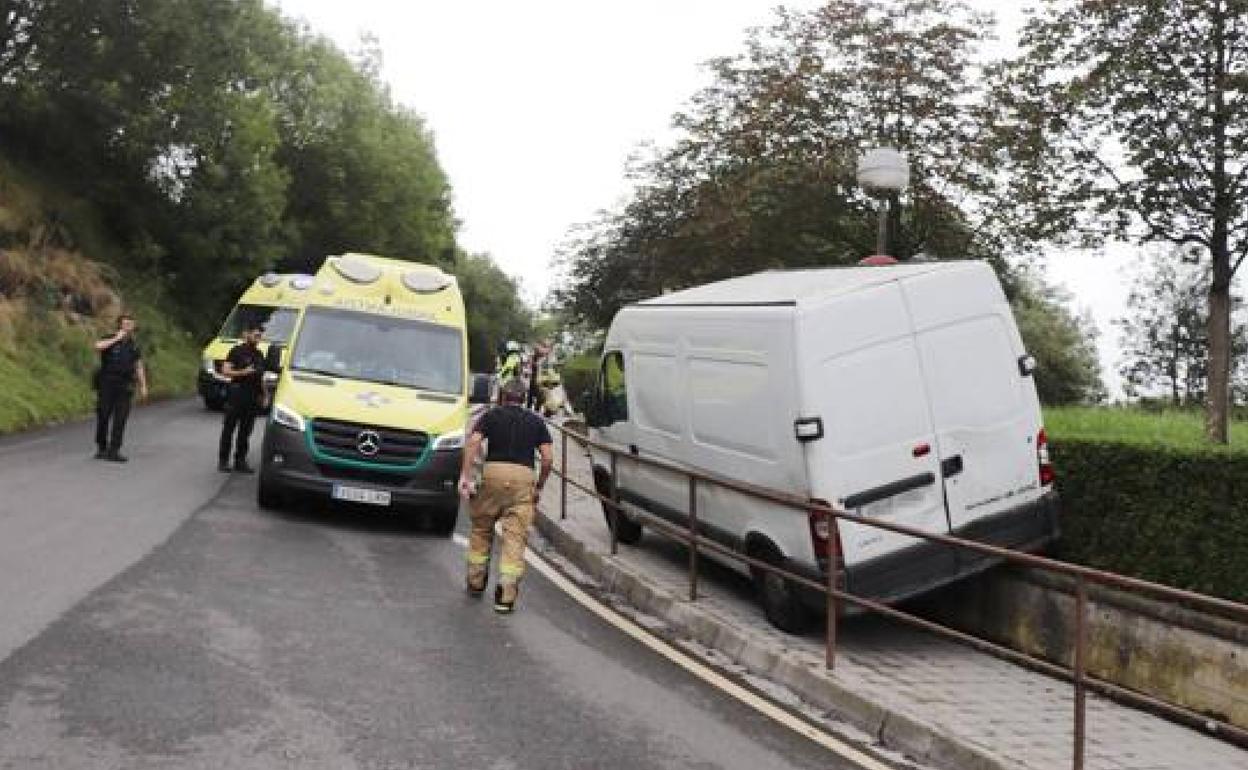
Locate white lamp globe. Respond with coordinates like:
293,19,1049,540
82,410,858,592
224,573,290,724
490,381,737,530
856,148,910,194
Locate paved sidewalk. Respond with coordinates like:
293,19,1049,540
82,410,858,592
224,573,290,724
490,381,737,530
534,441,1247,770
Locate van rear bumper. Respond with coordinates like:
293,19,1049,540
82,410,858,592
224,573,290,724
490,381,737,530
842,490,1060,608
260,423,461,511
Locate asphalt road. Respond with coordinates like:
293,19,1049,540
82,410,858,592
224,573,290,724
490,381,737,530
0,400,857,769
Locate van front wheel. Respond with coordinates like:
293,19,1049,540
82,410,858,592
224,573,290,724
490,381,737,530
594,469,642,545
752,547,812,633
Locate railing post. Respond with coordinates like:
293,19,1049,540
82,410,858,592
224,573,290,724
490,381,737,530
609,451,619,556
688,476,699,601
825,515,839,670
1073,577,1087,770
560,428,568,520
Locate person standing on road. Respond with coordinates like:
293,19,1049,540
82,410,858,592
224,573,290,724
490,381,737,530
218,323,267,473
458,377,554,614
93,313,148,462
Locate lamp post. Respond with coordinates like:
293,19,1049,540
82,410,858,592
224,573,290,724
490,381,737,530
856,148,910,257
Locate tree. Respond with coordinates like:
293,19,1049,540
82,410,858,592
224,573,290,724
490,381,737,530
1115,248,1247,405
453,252,531,371
555,0,1009,328
992,0,1248,442
0,0,458,334
1011,276,1106,405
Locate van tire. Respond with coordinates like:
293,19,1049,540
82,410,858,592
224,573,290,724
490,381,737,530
203,395,225,411
594,467,642,545
750,543,812,633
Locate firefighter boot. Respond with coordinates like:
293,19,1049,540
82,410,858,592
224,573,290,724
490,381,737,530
494,582,519,614
466,563,488,597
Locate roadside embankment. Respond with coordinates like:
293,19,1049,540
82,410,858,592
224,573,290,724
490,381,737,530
0,156,197,434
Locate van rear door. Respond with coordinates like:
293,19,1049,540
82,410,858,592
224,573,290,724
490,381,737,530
798,283,954,600
902,266,1045,543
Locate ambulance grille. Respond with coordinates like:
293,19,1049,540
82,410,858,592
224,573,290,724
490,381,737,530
310,419,429,465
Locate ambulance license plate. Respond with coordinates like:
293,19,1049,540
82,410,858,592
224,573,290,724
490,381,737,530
332,484,392,506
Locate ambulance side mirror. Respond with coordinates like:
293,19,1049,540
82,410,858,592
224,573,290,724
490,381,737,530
265,343,286,374
469,373,493,405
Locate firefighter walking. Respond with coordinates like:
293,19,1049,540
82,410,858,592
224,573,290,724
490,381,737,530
458,378,553,613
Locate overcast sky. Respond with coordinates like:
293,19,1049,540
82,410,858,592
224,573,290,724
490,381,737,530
272,0,1134,392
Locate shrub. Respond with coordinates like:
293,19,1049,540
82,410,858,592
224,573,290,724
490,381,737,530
1051,438,1248,602
561,353,599,413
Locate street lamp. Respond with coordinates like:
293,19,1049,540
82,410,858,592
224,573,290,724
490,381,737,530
856,148,910,258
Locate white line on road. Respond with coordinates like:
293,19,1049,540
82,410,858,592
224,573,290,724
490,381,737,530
450,533,896,770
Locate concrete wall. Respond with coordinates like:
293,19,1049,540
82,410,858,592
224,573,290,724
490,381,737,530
915,566,1248,730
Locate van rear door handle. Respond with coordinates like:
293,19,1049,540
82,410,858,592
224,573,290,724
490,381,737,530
941,455,964,478
629,444,639,456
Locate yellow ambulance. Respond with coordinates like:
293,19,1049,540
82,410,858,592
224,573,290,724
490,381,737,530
257,253,490,533
198,272,314,409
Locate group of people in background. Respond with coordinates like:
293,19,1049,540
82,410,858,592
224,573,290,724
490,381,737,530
92,314,267,472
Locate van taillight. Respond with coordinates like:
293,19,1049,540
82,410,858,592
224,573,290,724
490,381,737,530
1037,428,1056,487
809,500,842,564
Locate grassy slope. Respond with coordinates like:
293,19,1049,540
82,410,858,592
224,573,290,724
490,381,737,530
0,157,198,434
1044,406,1248,454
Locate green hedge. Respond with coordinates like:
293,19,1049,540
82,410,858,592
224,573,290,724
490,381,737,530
561,353,599,413
1051,438,1248,603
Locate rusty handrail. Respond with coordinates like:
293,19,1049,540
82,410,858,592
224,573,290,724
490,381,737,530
543,418,1248,766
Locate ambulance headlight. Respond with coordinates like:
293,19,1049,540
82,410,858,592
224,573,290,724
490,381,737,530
202,357,216,375
432,430,464,452
272,403,305,432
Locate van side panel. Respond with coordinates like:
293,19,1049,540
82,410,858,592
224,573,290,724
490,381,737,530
796,284,954,597
615,306,813,571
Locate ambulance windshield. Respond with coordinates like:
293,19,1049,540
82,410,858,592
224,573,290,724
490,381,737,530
291,307,463,395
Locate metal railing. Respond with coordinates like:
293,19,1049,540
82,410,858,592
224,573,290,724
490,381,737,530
545,420,1248,770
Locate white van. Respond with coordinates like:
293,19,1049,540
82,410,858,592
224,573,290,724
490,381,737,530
583,261,1059,631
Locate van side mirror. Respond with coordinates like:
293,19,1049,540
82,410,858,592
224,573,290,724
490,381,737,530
580,391,607,428
265,343,286,374
469,373,494,405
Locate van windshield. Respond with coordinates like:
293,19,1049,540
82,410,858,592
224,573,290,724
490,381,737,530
219,304,299,343
291,307,464,395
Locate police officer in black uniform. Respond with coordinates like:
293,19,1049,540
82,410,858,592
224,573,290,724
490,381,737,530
93,313,148,462
218,323,267,473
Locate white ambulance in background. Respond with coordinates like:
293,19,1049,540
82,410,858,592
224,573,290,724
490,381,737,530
583,261,1059,631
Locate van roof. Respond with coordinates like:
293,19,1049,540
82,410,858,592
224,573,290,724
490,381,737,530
634,262,975,307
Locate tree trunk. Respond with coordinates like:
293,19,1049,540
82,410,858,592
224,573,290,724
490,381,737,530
1206,256,1232,443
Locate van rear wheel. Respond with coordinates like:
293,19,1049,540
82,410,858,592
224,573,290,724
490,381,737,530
751,546,812,633
594,468,642,545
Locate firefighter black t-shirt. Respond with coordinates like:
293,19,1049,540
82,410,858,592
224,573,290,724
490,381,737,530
98,337,142,383
475,406,553,468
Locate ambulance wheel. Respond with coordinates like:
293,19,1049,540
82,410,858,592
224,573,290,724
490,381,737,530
203,395,225,411
430,504,459,537
594,467,642,545
751,543,812,633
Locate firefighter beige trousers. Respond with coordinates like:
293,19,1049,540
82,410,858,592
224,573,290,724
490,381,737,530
466,462,537,593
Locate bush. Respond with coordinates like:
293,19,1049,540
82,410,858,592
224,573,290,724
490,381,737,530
1051,438,1248,602
561,353,599,414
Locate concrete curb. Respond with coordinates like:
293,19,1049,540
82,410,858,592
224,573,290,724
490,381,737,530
535,509,1028,770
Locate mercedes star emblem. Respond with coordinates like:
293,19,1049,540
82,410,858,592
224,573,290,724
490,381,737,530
356,430,382,457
